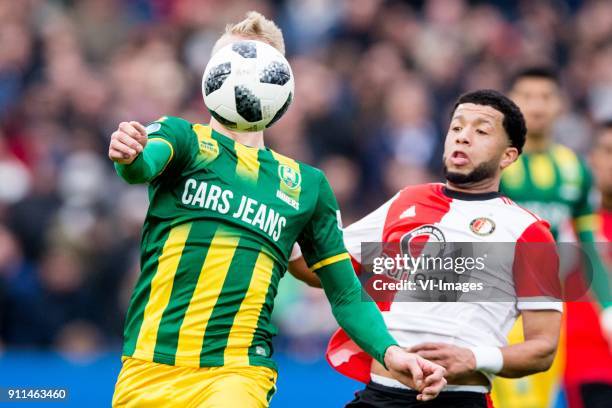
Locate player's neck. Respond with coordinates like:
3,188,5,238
210,118,265,149
523,132,552,153
445,177,500,196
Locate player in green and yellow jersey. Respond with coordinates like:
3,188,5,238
107,12,446,408
493,66,611,408
501,69,596,243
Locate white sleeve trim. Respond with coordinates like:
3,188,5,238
289,243,302,262
517,298,563,312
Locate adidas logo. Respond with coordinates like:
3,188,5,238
400,205,416,219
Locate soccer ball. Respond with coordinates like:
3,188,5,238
202,40,294,132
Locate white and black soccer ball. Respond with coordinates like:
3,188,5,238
202,40,294,132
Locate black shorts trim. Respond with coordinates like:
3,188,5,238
345,381,490,408
579,382,612,408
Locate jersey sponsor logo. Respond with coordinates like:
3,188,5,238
399,205,416,219
469,217,496,236
399,225,447,259
199,138,219,156
181,178,286,241
278,165,301,190
145,123,161,134
276,189,299,210
182,178,233,213
232,196,287,241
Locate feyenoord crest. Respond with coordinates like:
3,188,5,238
470,217,496,236
278,165,301,190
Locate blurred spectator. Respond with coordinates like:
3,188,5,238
0,133,30,207
55,320,104,359
2,244,93,347
319,155,361,223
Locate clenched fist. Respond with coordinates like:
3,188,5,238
384,345,447,401
108,121,148,164
410,343,478,384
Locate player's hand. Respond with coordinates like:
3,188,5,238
108,121,148,164
384,345,446,401
410,343,476,383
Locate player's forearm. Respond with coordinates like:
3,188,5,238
497,338,558,378
288,257,322,288
114,141,172,184
317,258,398,367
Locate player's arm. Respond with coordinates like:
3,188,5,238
499,219,563,377
318,257,445,398
109,117,193,184
288,246,321,288
410,309,561,382
496,309,561,377
298,174,445,400
108,121,169,184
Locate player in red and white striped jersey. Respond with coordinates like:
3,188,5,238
289,90,563,407
561,120,612,408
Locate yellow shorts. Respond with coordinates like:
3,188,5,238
112,357,277,408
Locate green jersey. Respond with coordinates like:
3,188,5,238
121,116,348,370
500,143,596,239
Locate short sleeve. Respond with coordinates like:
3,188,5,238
297,172,350,272
342,193,398,264
145,116,197,175
513,220,563,312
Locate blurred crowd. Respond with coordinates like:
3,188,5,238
1,0,612,359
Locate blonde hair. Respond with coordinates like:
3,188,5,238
213,11,285,55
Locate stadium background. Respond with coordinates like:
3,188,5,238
0,0,610,406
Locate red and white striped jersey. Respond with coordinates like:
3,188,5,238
326,183,563,384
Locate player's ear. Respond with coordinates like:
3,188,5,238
500,147,519,170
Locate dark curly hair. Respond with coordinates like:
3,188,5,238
451,89,527,154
